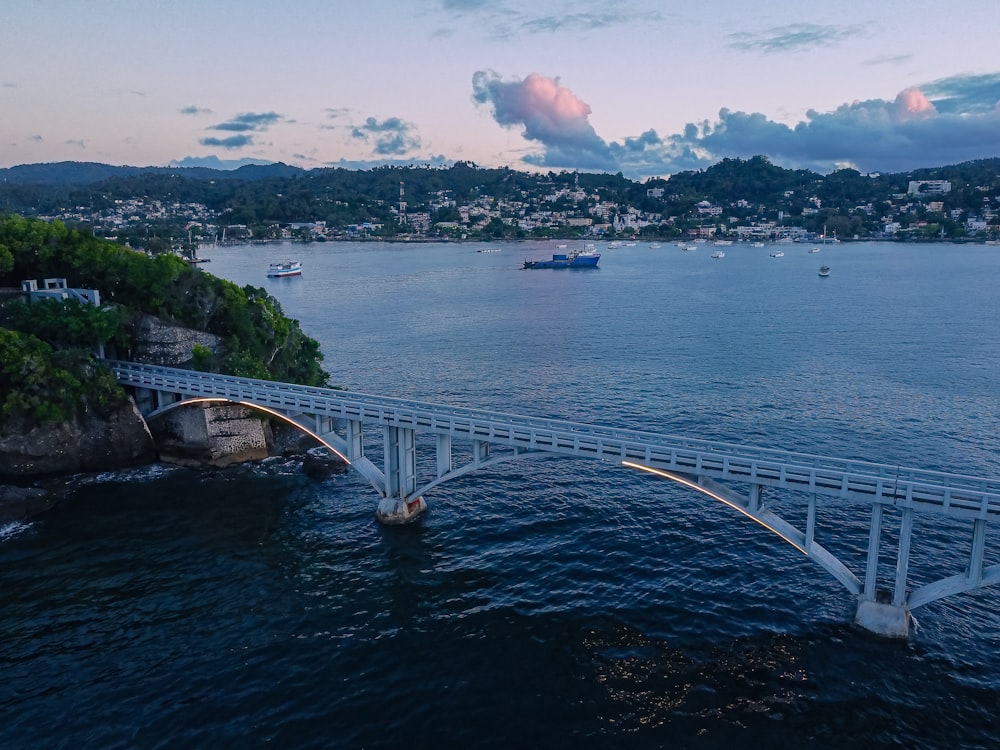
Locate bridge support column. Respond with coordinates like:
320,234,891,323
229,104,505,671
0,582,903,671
375,425,426,525
854,504,911,638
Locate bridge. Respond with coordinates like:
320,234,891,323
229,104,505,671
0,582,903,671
109,360,1000,639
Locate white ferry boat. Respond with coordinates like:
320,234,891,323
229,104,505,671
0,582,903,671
267,260,302,277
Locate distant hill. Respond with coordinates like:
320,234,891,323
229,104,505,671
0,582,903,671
0,160,306,186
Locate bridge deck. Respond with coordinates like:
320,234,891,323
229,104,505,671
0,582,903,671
109,361,1000,521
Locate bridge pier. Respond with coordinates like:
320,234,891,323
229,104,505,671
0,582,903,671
376,495,428,525
374,425,427,525
855,595,911,639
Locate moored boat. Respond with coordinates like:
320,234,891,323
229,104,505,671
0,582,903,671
710,250,725,258
770,250,785,258
523,245,600,269
818,265,831,277
267,260,302,277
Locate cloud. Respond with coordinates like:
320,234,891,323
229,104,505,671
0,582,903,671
863,54,913,67
29,135,43,142
66,139,86,149
728,23,861,53
472,70,616,171
350,117,421,155
180,105,212,115
170,155,273,170
607,76,1000,178
435,1,657,41
920,72,1000,115
520,10,654,35
199,134,254,149
210,112,282,133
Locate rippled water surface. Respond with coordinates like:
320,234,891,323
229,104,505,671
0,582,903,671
3,240,1000,749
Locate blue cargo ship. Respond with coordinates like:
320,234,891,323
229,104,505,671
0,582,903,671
523,244,600,269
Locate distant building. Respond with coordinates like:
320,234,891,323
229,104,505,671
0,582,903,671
908,180,952,196
21,278,100,306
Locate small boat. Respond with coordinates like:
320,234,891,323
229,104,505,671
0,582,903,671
710,250,725,259
477,247,502,253
649,242,662,249
809,247,821,253
818,265,831,277
713,240,732,246
750,241,765,248
607,241,622,249
267,260,302,277
523,245,600,269
769,250,785,258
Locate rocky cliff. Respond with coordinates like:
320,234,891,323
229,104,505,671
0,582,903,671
0,399,156,477
0,314,335,522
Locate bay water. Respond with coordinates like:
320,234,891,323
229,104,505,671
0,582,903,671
3,239,1000,748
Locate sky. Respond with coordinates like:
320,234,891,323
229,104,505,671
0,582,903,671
2,0,999,180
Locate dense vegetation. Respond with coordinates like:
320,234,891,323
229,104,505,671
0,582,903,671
3,157,999,242
0,216,329,428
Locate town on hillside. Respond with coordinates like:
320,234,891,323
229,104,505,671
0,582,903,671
1,156,999,253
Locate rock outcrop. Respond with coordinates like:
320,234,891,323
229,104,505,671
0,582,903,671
127,312,221,366
0,398,157,522
0,399,155,477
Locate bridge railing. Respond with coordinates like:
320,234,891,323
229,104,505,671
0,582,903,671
108,361,1000,519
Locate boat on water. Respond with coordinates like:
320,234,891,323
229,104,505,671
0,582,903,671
818,265,831,277
649,242,662,249
750,241,765,248
267,260,302,277
713,240,732,246
809,247,821,253
770,250,785,258
523,245,600,269
710,250,725,258
477,247,502,253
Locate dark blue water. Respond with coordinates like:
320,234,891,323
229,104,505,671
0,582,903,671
4,240,1000,749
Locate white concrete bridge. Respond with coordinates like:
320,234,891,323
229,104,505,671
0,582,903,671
108,360,1000,639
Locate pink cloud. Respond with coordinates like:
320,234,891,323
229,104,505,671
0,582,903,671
472,70,616,170
517,73,592,127
892,87,937,121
